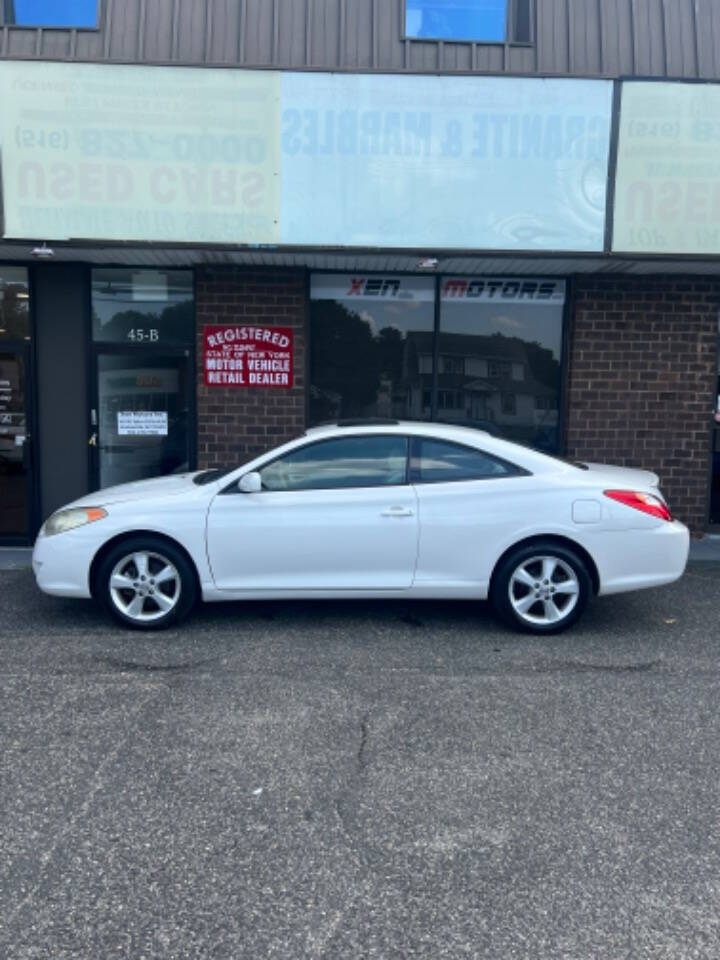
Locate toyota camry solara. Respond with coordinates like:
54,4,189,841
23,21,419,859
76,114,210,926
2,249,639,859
32,421,689,634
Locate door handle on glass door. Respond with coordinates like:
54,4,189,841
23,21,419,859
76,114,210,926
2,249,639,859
381,506,414,517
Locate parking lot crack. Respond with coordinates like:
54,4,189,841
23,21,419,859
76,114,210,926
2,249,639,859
357,711,370,770
96,655,219,674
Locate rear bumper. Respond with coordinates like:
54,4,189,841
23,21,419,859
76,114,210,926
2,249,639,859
595,520,690,596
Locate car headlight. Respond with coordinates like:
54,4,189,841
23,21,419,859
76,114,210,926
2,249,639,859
43,507,107,537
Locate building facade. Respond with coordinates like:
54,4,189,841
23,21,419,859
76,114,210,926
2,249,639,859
1,0,719,544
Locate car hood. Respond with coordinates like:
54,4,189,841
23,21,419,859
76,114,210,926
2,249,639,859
65,473,205,509
580,462,661,489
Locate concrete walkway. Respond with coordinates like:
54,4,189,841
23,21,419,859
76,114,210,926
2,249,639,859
3,537,720,572
0,548,32,570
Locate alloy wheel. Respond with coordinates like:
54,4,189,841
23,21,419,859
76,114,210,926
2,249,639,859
108,551,181,624
507,554,580,627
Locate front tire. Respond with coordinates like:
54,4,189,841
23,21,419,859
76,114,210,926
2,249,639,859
96,536,197,630
490,541,591,635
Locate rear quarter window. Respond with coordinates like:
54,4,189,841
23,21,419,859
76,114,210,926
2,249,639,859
410,437,527,484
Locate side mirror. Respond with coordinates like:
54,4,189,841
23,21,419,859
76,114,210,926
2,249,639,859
238,471,262,494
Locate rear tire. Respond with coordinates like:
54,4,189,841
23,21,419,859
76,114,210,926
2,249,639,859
96,536,197,630
490,541,591,635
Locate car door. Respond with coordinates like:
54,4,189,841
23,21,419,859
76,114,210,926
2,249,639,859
410,435,533,586
206,433,419,591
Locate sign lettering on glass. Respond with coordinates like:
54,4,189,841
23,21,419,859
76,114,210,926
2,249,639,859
310,274,435,302
440,278,566,303
204,325,294,389
127,328,160,343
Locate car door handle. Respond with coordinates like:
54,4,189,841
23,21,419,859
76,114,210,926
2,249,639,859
381,506,414,518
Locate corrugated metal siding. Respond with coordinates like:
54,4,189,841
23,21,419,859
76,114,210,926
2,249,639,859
2,0,720,80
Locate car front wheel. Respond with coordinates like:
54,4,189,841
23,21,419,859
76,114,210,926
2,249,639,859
490,542,591,635
97,537,197,630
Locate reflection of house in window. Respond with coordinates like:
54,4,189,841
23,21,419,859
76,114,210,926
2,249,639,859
501,393,517,415
402,330,561,449
440,355,465,375
438,390,464,410
488,360,512,379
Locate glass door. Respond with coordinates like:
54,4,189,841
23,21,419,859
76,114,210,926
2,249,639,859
90,268,195,491
93,352,192,489
0,347,33,539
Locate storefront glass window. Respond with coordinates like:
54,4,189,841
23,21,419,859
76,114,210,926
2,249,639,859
437,277,565,451
0,268,30,342
309,275,435,424
91,270,194,346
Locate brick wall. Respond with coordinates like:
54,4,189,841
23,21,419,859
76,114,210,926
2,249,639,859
196,267,307,467
567,276,718,533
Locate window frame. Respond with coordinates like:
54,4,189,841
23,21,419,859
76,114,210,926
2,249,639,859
227,433,412,495
1,0,101,30
402,0,533,46
409,435,529,485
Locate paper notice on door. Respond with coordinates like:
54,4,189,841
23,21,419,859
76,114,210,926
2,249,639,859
117,411,168,436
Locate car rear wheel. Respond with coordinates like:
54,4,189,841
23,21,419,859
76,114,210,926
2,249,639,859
97,537,197,630
490,542,591,635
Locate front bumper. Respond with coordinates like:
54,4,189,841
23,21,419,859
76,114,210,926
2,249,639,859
33,529,95,598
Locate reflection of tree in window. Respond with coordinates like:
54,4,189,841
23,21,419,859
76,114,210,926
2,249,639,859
310,301,381,422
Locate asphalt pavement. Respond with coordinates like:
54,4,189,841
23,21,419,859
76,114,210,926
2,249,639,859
2,560,720,959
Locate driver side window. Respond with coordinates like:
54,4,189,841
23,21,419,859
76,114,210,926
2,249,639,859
259,435,409,491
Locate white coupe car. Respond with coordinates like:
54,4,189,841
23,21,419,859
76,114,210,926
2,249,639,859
32,420,689,634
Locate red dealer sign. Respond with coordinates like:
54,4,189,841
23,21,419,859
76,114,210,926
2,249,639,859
204,325,294,389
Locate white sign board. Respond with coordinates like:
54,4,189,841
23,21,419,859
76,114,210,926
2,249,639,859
117,411,168,436
613,82,720,254
0,61,280,244
0,61,612,253
281,73,612,251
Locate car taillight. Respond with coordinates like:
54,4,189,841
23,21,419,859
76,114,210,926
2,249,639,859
604,490,672,522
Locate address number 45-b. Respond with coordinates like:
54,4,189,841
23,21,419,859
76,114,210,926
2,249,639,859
127,329,159,343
